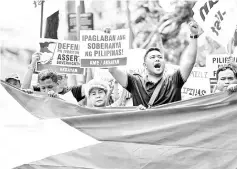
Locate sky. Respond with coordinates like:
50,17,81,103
0,0,173,50
0,0,66,49
0,0,174,35
0,0,41,36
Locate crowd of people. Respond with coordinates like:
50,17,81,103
4,21,237,110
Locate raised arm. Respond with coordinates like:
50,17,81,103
104,27,129,87
180,21,199,81
21,52,41,89
108,67,128,88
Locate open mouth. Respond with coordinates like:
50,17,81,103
154,63,161,69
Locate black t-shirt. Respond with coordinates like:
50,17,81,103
126,70,185,107
71,85,85,102
33,85,41,92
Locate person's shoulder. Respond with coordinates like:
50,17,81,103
127,73,144,83
70,85,82,90
167,69,181,77
164,69,182,81
132,73,142,76
129,73,143,79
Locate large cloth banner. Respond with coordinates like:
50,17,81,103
182,67,211,100
36,38,84,74
193,0,237,49
0,83,99,169
80,29,129,68
1,81,237,169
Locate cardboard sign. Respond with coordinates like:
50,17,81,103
68,13,94,32
80,29,129,68
36,39,84,74
193,0,237,48
182,67,211,100
80,13,94,30
206,54,237,92
68,13,77,33
205,54,237,79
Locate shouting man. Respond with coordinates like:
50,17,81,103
109,21,199,108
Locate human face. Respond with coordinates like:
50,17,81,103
6,79,21,88
58,75,68,88
39,78,58,93
144,50,165,76
89,88,107,107
217,69,237,91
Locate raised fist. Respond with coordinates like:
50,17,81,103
188,21,199,35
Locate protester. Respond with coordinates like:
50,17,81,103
38,69,87,104
22,52,69,94
5,73,21,88
57,74,70,94
37,69,59,94
4,73,36,94
21,52,85,104
85,79,110,107
227,56,237,70
85,79,146,110
213,65,237,93
85,79,124,107
108,21,199,108
21,52,40,90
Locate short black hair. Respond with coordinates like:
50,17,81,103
216,66,237,80
143,47,161,62
38,69,58,83
57,74,67,81
5,78,20,83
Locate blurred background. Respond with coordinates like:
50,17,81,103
0,0,228,83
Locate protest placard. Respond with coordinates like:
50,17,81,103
206,54,237,92
206,54,237,79
181,67,210,100
36,39,84,74
193,0,237,49
80,29,129,68
68,13,94,32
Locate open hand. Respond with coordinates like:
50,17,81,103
215,81,226,93
104,27,111,34
21,89,33,94
227,84,237,93
31,52,41,65
48,91,59,98
137,104,146,110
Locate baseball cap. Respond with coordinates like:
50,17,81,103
5,73,20,82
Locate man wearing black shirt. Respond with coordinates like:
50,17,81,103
109,21,199,107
